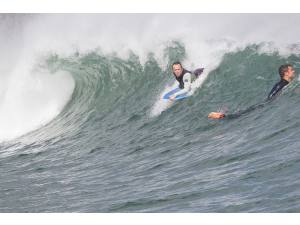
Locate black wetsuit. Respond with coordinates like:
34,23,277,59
173,68,204,89
225,79,289,119
173,69,192,89
267,79,289,100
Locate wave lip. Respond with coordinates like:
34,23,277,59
0,69,75,142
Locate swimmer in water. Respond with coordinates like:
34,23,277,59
208,64,296,119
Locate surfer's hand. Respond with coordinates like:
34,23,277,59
208,112,225,119
169,95,176,101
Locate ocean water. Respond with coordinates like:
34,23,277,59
1,14,300,212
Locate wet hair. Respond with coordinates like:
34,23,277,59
279,64,293,78
172,61,183,68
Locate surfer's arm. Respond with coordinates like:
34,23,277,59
172,73,192,97
208,112,225,119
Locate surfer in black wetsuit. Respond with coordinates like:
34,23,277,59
169,61,204,101
208,64,296,119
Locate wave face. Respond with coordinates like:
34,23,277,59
1,14,300,212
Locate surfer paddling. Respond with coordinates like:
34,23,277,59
208,64,296,119
169,62,204,101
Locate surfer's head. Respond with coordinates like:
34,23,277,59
279,64,295,82
172,61,183,77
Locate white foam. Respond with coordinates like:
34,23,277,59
0,59,75,141
150,83,178,117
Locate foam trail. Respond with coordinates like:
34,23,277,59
150,82,178,117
